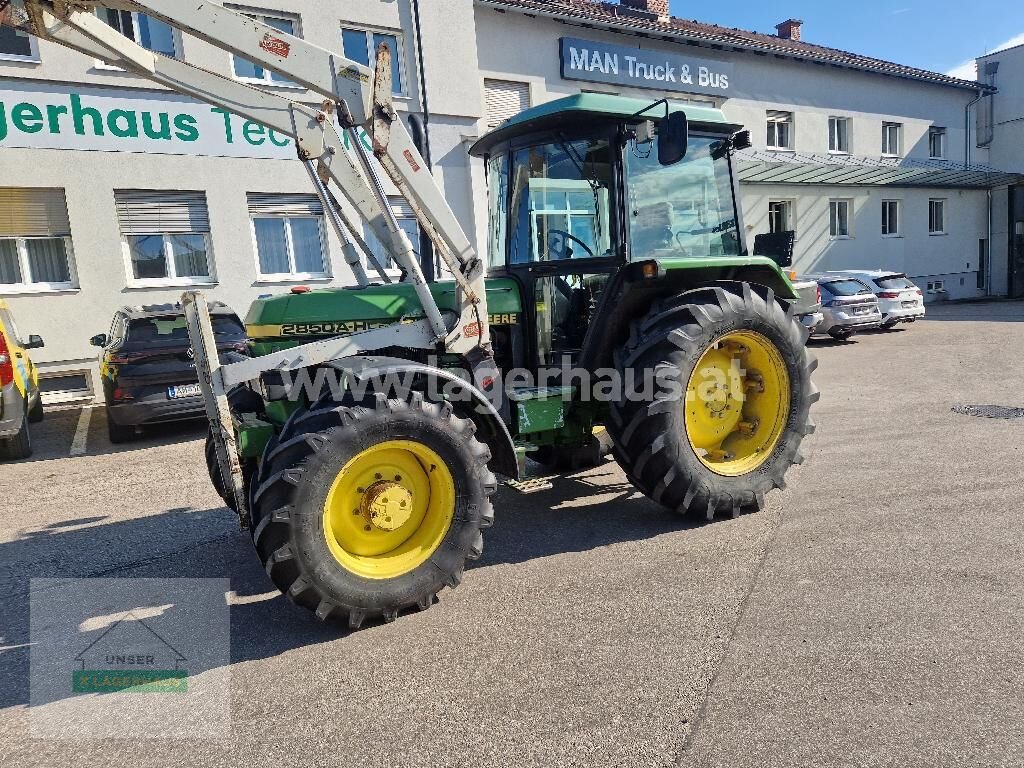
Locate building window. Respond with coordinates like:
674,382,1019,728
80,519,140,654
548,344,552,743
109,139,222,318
0,24,40,62
341,27,406,95
926,280,945,292
766,111,794,151
929,127,947,160
0,188,76,292
230,8,299,85
829,200,851,238
929,199,946,234
247,193,328,279
829,117,850,154
881,199,901,236
882,122,902,156
484,79,531,129
115,190,214,285
768,200,794,235
97,8,177,57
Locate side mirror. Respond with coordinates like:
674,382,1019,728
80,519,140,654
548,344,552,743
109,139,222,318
753,231,796,269
24,334,44,350
89,333,108,348
658,112,689,166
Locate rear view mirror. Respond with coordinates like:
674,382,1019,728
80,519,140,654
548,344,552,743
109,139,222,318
89,333,108,348
24,334,44,350
658,112,689,166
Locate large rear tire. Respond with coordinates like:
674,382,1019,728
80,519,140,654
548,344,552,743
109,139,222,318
609,283,817,520
250,389,496,628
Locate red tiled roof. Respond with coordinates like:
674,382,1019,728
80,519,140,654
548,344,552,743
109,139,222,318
477,0,988,92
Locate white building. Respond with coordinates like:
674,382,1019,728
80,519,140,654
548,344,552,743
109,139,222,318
0,0,1019,403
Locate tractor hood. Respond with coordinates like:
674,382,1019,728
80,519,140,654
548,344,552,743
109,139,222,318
244,279,522,343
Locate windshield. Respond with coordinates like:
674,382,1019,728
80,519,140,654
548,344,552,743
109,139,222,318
823,279,872,297
875,275,915,290
507,135,614,265
625,134,741,259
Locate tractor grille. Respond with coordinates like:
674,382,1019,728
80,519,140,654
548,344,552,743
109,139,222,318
951,405,1024,420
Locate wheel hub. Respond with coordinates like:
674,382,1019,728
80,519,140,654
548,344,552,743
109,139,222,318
361,481,414,531
685,331,791,477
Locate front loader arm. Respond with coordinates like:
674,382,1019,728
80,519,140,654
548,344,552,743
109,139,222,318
0,0,489,351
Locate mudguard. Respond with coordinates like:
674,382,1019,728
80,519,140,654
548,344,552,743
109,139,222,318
324,355,520,479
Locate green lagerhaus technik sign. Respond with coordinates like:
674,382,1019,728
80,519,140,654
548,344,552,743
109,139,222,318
0,80,375,159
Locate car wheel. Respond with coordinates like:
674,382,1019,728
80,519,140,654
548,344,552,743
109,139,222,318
882,320,899,330
28,392,44,423
0,406,33,460
106,412,135,444
830,330,853,341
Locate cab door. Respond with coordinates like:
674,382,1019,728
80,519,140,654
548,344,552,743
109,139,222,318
503,132,623,370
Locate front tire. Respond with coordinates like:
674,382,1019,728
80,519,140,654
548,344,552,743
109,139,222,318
0,407,32,460
609,284,817,520
250,389,495,628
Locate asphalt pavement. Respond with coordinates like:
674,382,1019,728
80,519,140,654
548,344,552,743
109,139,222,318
1,300,1022,767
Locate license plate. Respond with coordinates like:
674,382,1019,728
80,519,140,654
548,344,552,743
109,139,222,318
853,306,870,315
167,383,202,399
902,301,918,308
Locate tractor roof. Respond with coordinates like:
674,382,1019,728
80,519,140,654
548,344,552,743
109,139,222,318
470,93,739,156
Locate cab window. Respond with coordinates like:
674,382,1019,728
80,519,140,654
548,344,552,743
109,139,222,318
508,136,613,265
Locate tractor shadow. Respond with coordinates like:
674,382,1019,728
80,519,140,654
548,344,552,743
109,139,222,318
0,460,709,711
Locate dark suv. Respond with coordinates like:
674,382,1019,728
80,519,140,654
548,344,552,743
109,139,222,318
91,303,248,443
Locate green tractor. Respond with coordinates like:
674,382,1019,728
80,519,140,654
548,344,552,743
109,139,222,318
206,95,817,628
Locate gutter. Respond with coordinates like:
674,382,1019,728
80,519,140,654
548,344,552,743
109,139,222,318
476,0,994,94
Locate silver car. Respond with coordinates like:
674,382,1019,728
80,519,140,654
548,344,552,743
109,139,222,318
805,275,883,341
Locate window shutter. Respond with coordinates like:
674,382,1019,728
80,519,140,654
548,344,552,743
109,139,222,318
767,110,791,121
0,188,71,237
387,196,415,219
247,193,325,217
484,79,530,128
115,190,210,234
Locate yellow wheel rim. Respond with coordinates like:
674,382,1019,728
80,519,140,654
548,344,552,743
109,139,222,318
322,440,455,580
684,330,791,477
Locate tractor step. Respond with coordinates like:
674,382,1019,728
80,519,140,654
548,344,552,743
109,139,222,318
505,476,555,494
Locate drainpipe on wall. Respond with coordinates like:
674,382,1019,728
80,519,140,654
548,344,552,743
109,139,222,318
964,91,984,170
987,188,993,296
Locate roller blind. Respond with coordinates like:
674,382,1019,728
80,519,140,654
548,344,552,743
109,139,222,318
0,188,71,237
388,196,415,219
247,193,324,217
484,79,530,128
115,190,210,234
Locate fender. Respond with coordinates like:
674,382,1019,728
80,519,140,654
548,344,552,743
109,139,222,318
324,355,519,479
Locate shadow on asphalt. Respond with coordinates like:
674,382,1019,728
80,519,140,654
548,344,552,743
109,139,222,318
0,460,706,710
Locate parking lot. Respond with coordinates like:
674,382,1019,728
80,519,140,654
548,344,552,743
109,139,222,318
1,300,1023,766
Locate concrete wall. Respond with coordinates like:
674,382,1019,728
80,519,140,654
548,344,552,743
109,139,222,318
473,6,977,163
978,44,1024,173
741,184,989,299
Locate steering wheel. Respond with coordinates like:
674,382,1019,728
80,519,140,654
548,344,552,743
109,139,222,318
547,229,595,260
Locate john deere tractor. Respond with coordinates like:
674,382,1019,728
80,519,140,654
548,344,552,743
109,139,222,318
211,95,816,627
5,1,816,629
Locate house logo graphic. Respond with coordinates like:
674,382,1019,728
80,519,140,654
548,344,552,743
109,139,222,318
72,612,189,693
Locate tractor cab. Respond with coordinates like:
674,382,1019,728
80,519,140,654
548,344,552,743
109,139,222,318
470,93,761,374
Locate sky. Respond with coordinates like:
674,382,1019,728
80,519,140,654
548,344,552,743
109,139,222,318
668,0,1024,80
